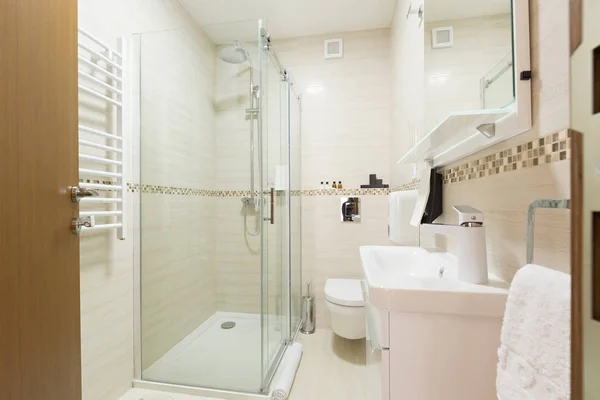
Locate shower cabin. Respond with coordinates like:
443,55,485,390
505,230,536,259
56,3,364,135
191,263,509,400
132,19,302,395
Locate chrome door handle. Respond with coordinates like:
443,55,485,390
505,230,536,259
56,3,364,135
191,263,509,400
72,216,95,234
263,188,275,225
70,186,99,203
270,188,274,225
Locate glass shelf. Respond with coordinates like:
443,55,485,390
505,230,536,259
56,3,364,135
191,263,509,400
396,108,512,166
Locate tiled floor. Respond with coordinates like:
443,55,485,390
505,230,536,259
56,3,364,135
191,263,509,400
288,330,367,400
120,329,368,400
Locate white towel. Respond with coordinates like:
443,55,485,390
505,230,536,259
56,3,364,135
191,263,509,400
272,342,303,400
496,264,570,400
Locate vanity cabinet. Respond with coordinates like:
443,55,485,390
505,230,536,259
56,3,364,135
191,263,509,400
364,284,502,400
363,279,502,399
364,285,390,400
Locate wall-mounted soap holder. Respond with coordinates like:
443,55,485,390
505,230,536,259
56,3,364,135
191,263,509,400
341,197,361,223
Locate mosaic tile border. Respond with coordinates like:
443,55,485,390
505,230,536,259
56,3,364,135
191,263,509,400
440,129,571,185
126,184,391,197
301,188,390,196
390,179,421,192
78,178,121,192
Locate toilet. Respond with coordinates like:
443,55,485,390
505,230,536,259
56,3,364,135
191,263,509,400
325,278,366,339
325,190,420,340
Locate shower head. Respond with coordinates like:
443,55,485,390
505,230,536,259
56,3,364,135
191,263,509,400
219,40,249,64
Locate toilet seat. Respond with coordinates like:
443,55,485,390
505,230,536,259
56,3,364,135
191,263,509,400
324,279,364,307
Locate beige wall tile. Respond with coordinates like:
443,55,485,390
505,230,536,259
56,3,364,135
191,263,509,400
302,195,391,328
80,199,134,400
215,198,262,313
274,29,392,190
390,0,425,186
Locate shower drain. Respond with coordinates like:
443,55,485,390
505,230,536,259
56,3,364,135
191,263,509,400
221,321,236,329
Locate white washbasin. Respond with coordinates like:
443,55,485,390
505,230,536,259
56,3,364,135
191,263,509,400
360,245,509,317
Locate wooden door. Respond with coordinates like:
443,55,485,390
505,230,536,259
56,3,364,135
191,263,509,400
0,1,82,399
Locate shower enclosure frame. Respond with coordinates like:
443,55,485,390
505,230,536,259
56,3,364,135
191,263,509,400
130,19,303,398
258,25,304,393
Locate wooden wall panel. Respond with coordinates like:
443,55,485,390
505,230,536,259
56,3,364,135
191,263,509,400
570,0,582,54
570,130,583,400
0,1,23,396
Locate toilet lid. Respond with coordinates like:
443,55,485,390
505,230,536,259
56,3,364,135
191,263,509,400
325,279,364,307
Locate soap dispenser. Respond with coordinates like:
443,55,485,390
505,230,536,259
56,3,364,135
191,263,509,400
338,181,343,189
332,181,337,189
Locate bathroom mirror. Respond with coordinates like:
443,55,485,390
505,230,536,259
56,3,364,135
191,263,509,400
424,0,514,134
392,0,532,168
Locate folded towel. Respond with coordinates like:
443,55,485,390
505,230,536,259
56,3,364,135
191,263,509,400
272,342,303,400
496,264,570,400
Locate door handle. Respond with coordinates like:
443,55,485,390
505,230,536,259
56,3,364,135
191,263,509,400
270,188,275,225
70,186,99,203
263,188,275,225
72,216,95,234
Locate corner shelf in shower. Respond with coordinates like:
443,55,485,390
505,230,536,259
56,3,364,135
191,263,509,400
396,107,512,167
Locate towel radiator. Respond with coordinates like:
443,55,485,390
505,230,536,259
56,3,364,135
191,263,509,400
526,198,571,263
77,29,128,239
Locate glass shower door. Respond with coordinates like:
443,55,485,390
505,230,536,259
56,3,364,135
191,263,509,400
288,76,302,337
259,20,289,391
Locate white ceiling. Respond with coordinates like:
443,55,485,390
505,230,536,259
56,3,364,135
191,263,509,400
179,0,397,43
425,0,510,22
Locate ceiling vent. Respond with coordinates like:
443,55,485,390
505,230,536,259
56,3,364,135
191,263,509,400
431,27,453,49
324,39,343,59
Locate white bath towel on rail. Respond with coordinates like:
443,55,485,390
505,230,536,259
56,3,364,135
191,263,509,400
496,264,570,400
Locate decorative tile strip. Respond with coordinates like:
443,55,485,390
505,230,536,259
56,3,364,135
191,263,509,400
128,185,305,197
127,184,392,197
301,188,390,196
78,178,120,191
440,129,571,185
80,178,118,185
390,179,421,192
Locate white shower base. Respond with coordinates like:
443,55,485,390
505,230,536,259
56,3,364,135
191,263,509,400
143,312,286,394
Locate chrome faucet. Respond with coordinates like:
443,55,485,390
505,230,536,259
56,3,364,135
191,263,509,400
421,205,488,284
438,266,445,278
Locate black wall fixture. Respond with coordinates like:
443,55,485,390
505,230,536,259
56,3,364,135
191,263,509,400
360,174,389,188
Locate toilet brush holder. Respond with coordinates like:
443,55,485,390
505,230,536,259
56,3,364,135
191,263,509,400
301,282,316,334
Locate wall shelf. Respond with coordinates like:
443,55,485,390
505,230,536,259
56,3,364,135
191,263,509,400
396,108,512,166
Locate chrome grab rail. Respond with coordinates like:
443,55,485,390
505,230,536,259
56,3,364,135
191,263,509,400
526,198,571,264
